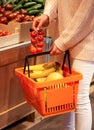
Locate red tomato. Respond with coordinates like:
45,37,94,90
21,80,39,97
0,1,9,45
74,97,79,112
31,38,37,44
37,42,44,47
0,33,3,37
38,29,44,35
37,35,44,41
30,45,37,54
1,30,7,36
30,31,37,38
36,47,42,53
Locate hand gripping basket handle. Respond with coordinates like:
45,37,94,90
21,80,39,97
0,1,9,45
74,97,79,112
23,50,71,77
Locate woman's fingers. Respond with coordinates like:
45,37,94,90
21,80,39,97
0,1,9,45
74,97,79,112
50,44,63,55
32,17,41,31
32,14,49,31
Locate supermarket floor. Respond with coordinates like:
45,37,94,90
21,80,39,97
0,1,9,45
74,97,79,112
28,114,66,130
31,98,94,130
3,97,94,130
26,96,94,130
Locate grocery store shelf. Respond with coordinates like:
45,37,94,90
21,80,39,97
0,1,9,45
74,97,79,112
0,41,30,52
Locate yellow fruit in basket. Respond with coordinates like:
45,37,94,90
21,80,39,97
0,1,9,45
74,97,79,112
30,67,56,79
46,72,64,81
36,77,47,82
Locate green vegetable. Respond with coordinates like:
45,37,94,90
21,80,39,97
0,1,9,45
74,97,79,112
14,0,19,4
25,7,33,12
13,3,23,11
2,0,13,5
33,0,45,5
23,2,37,8
28,3,43,10
33,0,44,3
28,9,40,15
17,0,29,5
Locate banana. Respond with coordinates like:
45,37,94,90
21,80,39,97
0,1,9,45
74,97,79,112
32,70,43,74
26,64,45,71
30,67,56,79
26,62,61,71
25,61,62,79
43,62,60,69
35,77,47,82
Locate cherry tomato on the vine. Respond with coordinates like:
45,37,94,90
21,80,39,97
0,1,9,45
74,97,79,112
37,35,44,41
30,29,45,54
36,47,42,53
30,30,37,38
30,45,37,54
31,38,37,44
37,42,44,47
38,29,45,35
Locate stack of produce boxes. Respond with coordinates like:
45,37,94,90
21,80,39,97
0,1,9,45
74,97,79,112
0,0,45,48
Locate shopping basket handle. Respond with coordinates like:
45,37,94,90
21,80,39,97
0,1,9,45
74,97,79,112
23,50,71,77
23,51,50,77
62,50,72,74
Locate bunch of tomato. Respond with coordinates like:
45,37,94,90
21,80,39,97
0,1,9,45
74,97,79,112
0,29,12,37
30,29,45,54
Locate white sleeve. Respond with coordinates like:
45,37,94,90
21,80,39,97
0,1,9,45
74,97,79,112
55,0,94,51
43,0,58,22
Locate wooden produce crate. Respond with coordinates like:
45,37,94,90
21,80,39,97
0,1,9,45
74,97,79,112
0,21,32,48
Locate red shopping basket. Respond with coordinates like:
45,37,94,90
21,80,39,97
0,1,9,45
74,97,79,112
15,50,82,117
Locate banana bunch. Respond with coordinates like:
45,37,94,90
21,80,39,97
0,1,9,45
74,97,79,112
26,62,63,82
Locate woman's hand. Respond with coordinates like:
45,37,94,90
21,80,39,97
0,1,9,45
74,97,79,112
32,14,49,31
50,43,63,55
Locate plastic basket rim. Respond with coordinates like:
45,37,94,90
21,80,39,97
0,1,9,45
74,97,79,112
15,65,82,88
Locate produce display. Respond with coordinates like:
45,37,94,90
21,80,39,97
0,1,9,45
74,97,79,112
0,0,45,24
26,62,64,82
0,29,12,36
30,29,45,54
